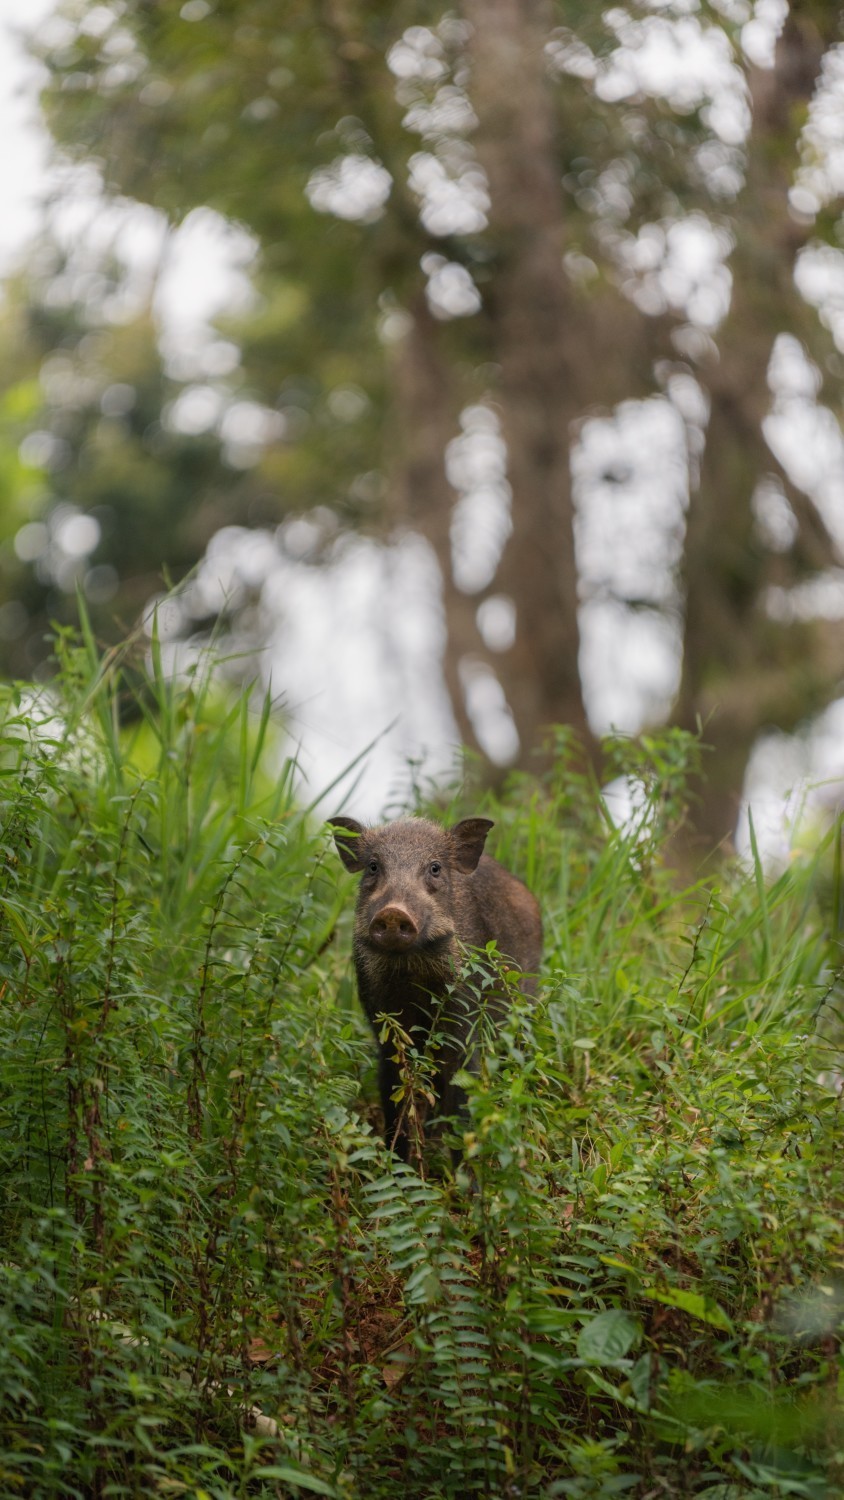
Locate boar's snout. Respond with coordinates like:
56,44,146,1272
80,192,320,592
369,904,418,952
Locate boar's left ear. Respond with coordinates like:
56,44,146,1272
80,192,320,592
328,816,367,872
450,817,494,873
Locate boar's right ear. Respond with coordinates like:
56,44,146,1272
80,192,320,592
328,816,367,872
451,817,494,873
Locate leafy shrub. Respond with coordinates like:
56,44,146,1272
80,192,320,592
0,626,840,1498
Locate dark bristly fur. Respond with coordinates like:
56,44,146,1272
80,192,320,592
329,814,542,1160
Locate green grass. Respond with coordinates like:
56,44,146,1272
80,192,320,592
0,625,841,1499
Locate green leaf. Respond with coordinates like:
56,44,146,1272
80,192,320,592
252,1468,339,1496
577,1309,641,1364
0,896,37,954
640,1286,733,1332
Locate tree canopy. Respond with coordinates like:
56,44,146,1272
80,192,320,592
3,0,844,849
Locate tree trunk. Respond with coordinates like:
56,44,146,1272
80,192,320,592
387,293,490,758
677,6,840,856
463,0,594,760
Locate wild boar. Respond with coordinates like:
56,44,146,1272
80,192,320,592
329,814,542,1160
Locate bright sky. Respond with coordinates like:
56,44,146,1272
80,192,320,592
0,0,54,274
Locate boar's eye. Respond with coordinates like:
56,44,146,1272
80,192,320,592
429,861,442,876
367,858,379,875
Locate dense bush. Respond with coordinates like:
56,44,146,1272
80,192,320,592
0,626,841,1498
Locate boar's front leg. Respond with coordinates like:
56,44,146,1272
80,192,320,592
431,1041,480,1162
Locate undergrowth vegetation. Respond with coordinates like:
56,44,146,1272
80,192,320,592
0,625,842,1499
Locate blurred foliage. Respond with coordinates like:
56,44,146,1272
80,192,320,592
0,269,246,677
1,1,843,839
2,0,751,667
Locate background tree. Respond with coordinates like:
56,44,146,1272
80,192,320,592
0,254,252,678
3,0,844,847
678,0,844,849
